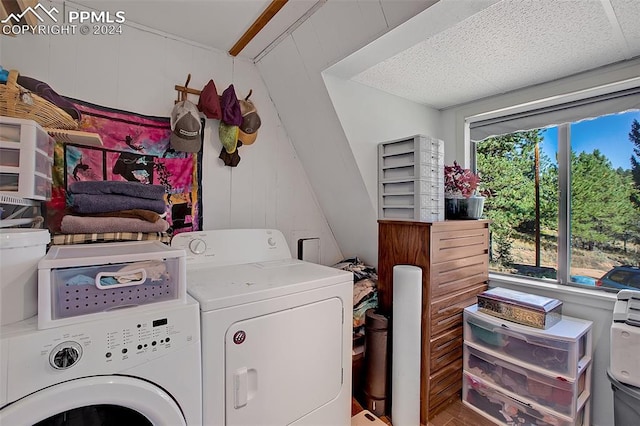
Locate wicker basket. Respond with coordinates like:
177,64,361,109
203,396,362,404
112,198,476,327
0,70,78,130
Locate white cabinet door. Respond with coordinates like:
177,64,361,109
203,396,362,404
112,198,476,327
225,297,344,426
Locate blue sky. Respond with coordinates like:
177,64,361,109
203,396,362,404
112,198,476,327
541,110,640,170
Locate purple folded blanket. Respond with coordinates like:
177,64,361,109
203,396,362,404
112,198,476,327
61,215,169,234
71,193,166,214
69,181,166,200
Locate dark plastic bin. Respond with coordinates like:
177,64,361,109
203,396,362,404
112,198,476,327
608,369,640,426
363,309,389,417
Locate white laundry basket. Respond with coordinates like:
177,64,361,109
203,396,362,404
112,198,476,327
0,228,50,325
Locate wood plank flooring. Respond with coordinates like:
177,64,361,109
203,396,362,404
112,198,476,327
352,396,497,426
426,399,497,426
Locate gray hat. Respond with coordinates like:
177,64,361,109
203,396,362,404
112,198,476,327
170,100,202,152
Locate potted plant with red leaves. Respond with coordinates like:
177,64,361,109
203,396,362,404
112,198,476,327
444,161,484,219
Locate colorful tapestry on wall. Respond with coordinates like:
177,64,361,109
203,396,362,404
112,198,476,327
46,99,203,236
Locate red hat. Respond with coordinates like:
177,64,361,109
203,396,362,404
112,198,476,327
197,80,221,120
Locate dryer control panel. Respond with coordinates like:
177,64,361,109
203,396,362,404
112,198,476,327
171,229,292,267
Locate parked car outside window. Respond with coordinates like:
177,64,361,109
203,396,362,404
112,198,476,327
596,266,640,290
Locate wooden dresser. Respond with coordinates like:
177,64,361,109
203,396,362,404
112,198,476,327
377,219,490,424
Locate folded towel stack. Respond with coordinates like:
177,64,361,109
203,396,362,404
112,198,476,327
61,181,169,234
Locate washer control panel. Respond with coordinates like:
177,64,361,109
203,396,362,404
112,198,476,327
50,341,83,369
1,301,199,383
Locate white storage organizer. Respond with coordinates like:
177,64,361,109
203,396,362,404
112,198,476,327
0,117,54,201
463,304,593,426
611,289,640,387
0,228,50,326
37,241,187,329
378,135,444,221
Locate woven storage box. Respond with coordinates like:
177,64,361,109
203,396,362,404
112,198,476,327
0,70,78,130
477,287,562,329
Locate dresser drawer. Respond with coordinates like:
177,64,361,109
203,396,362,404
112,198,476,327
430,327,463,371
431,254,488,299
431,226,488,263
428,358,463,414
430,283,487,336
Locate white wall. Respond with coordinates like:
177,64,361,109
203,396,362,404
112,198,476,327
0,1,342,265
256,0,435,267
322,73,442,211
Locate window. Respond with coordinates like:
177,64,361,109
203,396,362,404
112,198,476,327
468,81,640,291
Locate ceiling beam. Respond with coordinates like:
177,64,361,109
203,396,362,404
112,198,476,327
229,0,289,57
17,0,38,27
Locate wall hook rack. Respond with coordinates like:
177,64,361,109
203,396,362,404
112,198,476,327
174,73,202,104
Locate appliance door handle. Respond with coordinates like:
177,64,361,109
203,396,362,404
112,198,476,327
234,367,248,408
233,367,257,409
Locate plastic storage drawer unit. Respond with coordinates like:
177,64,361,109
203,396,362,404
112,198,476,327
377,135,444,222
0,117,54,200
464,343,591,417
464,305,592,380
38,241,187,329
611,289,640,387
463,372,589,426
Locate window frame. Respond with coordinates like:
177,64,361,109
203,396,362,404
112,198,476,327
466,80,639,290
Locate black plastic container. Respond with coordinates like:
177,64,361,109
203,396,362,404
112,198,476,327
363,309,389,417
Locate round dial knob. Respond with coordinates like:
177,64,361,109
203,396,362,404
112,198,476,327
189,238,207,255
50,341,82,370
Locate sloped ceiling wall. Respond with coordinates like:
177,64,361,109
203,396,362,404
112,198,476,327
256,0,435,265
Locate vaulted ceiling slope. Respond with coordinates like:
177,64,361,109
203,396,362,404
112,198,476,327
73,0,323,59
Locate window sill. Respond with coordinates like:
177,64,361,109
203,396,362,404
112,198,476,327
488,272,617,310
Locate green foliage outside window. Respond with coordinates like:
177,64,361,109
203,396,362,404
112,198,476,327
477,121,640,280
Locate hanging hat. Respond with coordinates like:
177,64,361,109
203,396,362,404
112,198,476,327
220,84,243,126
237,90,261,146
197,79,221,120
218,121,239,154
170,100,202,152
219,143,242,167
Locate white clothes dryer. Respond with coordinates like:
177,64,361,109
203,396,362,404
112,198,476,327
0,297,202,425
171,229,353,426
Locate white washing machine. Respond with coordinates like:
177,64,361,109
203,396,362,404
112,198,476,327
0,297,202,425
171,229,353,426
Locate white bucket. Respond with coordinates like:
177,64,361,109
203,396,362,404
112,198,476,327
0,229,50,325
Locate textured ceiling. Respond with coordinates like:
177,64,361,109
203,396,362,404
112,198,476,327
351,0,640,110
73,0,640,109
